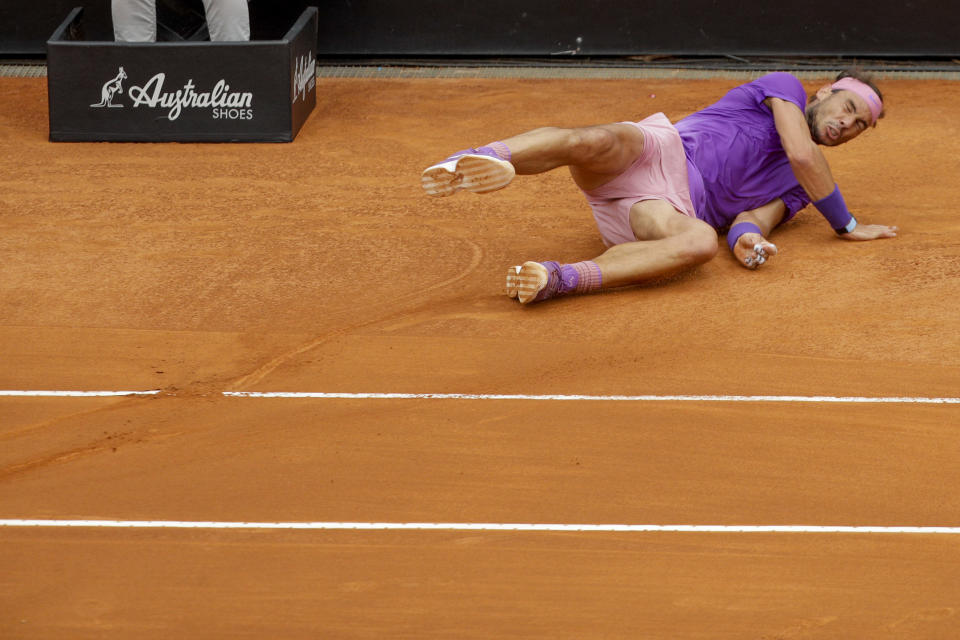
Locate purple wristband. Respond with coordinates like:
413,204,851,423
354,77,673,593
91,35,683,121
726,221,763,252
813,185,858,234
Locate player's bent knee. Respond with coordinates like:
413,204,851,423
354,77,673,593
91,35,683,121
568,127,620,163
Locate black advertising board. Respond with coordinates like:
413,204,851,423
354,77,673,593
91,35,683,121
47,6,318,143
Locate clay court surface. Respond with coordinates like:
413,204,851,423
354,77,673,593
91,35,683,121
1,72,959,637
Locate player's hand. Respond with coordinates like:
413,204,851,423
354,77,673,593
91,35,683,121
842,223,899,241
733,233,778,270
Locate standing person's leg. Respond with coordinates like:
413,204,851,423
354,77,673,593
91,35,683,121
202,0,250,41
421,123,646,197
507,200,717,303
112,0,158,42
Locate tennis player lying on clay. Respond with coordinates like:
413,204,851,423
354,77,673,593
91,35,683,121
421,70,898,304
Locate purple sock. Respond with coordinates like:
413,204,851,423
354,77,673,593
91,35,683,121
533,260,603,302
479,141,512,161
565,261,603,294
445,142,511,163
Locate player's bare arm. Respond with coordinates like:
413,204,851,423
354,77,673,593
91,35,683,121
767,96,898,241
766,97,836,200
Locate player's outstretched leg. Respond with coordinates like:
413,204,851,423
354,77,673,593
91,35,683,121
421,144,515,197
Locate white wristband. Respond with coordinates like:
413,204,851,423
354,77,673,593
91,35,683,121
838,217,858,234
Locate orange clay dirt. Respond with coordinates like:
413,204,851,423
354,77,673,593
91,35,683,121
1,74,959,638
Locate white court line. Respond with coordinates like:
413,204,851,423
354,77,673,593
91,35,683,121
1,390,958,403
2,519,960,533
223,392,960,404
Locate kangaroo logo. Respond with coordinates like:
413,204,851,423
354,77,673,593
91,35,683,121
91,67,127,108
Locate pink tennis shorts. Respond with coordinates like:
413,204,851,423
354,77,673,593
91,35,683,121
580,112,696,247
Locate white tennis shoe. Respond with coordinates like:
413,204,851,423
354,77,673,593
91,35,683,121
505,262,550,304
421,152,515,197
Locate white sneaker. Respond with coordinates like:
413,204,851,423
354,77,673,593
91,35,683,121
505,261,550,304
421,152,515,197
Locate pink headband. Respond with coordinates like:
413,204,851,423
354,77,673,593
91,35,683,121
831,77,883,125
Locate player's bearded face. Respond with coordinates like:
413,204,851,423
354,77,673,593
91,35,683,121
806,91,868,147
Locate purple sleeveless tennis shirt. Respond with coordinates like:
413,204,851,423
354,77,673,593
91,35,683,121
674,72,812,229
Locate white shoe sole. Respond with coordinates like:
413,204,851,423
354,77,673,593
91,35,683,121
421,154,515,197
505,261,548,304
